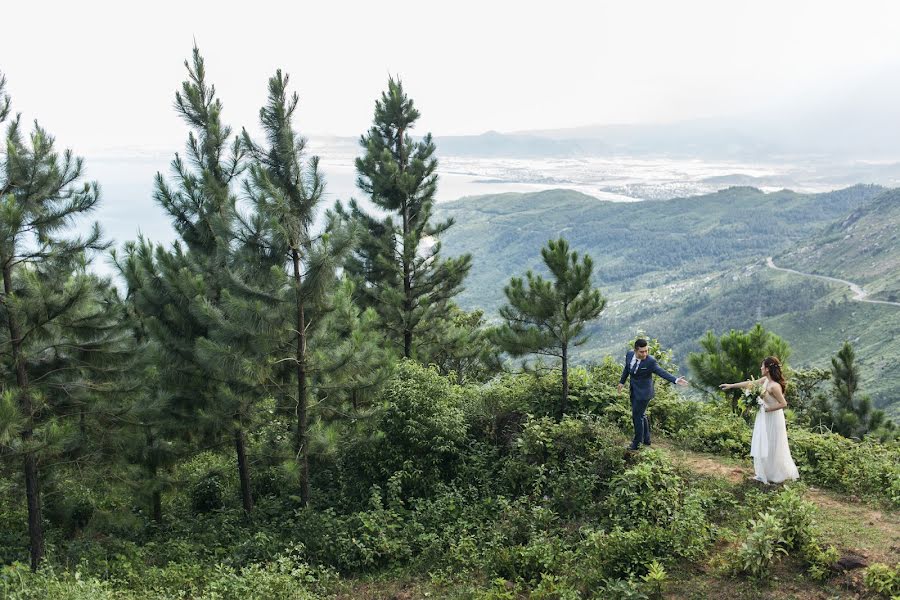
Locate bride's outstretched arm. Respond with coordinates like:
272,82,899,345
719,377,765,390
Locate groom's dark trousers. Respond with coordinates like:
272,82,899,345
619,351,678,448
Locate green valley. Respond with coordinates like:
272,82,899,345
436,184,900,414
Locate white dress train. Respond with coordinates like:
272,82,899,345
749,378,800,484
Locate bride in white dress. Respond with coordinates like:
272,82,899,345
720,356,800,484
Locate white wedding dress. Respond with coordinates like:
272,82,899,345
749,378,800,484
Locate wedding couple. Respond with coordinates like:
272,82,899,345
618,340,799,484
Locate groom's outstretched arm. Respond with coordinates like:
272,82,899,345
649,357,678,385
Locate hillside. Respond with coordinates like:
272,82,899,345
435,184,900,413
777,188,900,302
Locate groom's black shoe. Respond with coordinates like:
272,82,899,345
626,444,640,451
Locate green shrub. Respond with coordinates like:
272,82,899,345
339,361,468,501
190,471,227,514
489,533,571,584
604,450,684,527
530,573,581,600
0,563,119,600
765,486,838,578
675,402,750,457
730,512,788,580
599,576,650,600
497,415,625,515
864,562,900,598
789,430,900,507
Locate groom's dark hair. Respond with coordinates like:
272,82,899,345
634,338,649,349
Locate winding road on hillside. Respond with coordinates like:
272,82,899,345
766,257,900,308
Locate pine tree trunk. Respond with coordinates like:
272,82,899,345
152,489,162,523
291,248,310,506
147,431,163,523
234,428,253,514
397,126,413,359
3,264,44,571
560,342,569,421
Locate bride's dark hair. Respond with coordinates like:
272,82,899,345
763,356,787,391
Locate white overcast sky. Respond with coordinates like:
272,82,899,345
3,0,900,151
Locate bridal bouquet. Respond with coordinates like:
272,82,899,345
742,381,766,406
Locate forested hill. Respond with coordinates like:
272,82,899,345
777,187,900,302
437,184,885,312
436,184,900,413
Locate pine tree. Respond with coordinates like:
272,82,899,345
420,306,502,384
0,72,120,569
340,77,471,359
236,69,350,505
105,257,178,523
492,238,607,418
122,48,256,513
308,277,394,415
828,341,892,439
688,324,791,414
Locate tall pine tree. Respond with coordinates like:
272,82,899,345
0,72,119,569
238,70,349,505
121,48,257,513
340,78,471,359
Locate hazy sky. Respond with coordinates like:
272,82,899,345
3,0,900,150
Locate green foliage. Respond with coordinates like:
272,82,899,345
722,486,838,582
500,415,625,515
689,324,791,413
604,450,683,527
730,512,788,580
641,560,667,599
822,341,895,439
339,362,467,500
341,77,471,360
492,237,607,417
788,429,900,507
0,546,334,599
190,471,227,514
674,400,751,456
766,486,838,578
864,562,900,598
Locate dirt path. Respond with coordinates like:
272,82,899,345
655,439,900,566
766,256,900,308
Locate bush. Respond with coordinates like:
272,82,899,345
338,361,468,502
190,471,227,514
864,562,900,598
730,512,788,580
766,486,838,578
497,415,625,514
604,450,684,527
788,430,900,507
674,401,750,457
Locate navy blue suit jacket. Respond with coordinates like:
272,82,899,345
619,351,677,402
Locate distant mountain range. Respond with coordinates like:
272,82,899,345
434,184,900,415
437,70,900,163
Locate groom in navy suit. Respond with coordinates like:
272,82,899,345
618,338,688,450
